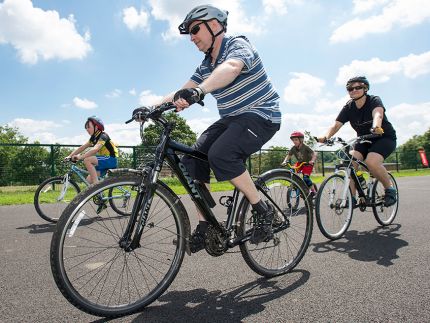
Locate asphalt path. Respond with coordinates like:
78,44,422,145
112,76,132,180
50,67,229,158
1,176,429,322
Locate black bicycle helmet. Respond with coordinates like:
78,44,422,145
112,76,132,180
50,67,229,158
346,76,370,90
86,116,104,131
178,5,228,34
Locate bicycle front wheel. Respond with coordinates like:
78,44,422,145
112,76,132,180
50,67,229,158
50,173,188,317
237,169,313,277
372,173,399,225
315,174,353,240
34,176,81,223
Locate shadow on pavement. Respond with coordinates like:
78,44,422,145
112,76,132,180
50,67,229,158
312,223,407,266
91,269,310,323
16,223,56,234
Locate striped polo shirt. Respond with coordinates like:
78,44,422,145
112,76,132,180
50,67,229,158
190,35,281,124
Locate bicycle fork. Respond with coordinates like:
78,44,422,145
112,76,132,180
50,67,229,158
120,167,158,252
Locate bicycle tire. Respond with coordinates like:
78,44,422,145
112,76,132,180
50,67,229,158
50,173,189,317
237,169,313,277
34,176,81,223
315,174,353,240
107,185,134,216
372,173,399,225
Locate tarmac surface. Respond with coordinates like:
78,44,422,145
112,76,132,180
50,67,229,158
1,176,429,322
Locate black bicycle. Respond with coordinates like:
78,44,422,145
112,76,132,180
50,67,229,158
315,135,399,240
50,102,313,317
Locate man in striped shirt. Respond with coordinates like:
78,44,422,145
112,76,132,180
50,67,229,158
163,5,281,251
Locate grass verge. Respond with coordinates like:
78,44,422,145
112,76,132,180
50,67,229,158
1,168,429,206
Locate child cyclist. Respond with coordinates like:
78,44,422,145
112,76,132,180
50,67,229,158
66,116,119,185
282,131,317,193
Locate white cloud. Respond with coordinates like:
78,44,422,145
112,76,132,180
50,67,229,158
331,0,430,43
122,6,150,31
73,97,98,109
268,112,356,148
9,118,60,133
148,0,288,41
263,0,288,16
0,0,91,64
139,90,164,106
129,88,137,96
387,101,430,144
105,89,122,99
314,94,351,113
352,0,390,14
186,117,217,136
336,51,430,85
283,73,326,105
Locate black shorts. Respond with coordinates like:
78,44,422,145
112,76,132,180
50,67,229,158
353,137,396,159
181,113,280,182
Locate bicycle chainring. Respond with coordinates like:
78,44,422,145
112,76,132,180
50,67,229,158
204,224,227,257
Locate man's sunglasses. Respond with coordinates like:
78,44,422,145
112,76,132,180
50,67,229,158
189,22,205,35
347,86,364,92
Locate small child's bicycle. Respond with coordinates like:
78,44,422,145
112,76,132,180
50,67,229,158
282,162,318,209
34,159,132,223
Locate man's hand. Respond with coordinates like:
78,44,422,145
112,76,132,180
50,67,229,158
317,136,327,143
173,87,205,110
71,155,80,162
370,126,384,135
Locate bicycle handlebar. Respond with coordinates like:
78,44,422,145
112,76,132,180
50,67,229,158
321,133,382,148
125,102,177,124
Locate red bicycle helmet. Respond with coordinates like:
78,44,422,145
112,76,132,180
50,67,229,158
86,116,104,131
290,131,304,139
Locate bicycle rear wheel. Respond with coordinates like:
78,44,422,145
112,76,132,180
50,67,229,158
50,173,189,317
315,174,353,240
108,184,135,216
34,176,81,223
372,173,399,225
237,169,313,277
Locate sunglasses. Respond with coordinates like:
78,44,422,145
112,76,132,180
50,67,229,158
189,22,205,35
347,86,364,92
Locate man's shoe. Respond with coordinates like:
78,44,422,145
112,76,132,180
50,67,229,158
96,202,107,214
189,225,207,253
250,204,275,244
384,187,397,207
344,196,357,209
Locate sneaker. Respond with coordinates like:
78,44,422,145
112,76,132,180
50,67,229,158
96,202,107,214
344,196,357,209
189,225,207,253
384,187,397,207
250,204,275,244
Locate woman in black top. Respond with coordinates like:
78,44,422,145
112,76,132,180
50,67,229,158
318,76,397,207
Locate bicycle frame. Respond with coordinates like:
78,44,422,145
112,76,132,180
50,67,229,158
326,135,380,207
121,104,289,251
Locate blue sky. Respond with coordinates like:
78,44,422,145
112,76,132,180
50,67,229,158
1,0,430,148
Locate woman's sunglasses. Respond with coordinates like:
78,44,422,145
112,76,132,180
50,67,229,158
189,22,205,35
347,86,364,92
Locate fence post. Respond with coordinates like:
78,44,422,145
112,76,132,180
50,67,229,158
258,149,262,175
396,151,399,172
321,151,325,177
50,145,55,177
132,146,137,168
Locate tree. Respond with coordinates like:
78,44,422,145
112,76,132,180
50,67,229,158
141,112,197,146
398,128,430,168
10,142,50,185
0,125,28,185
